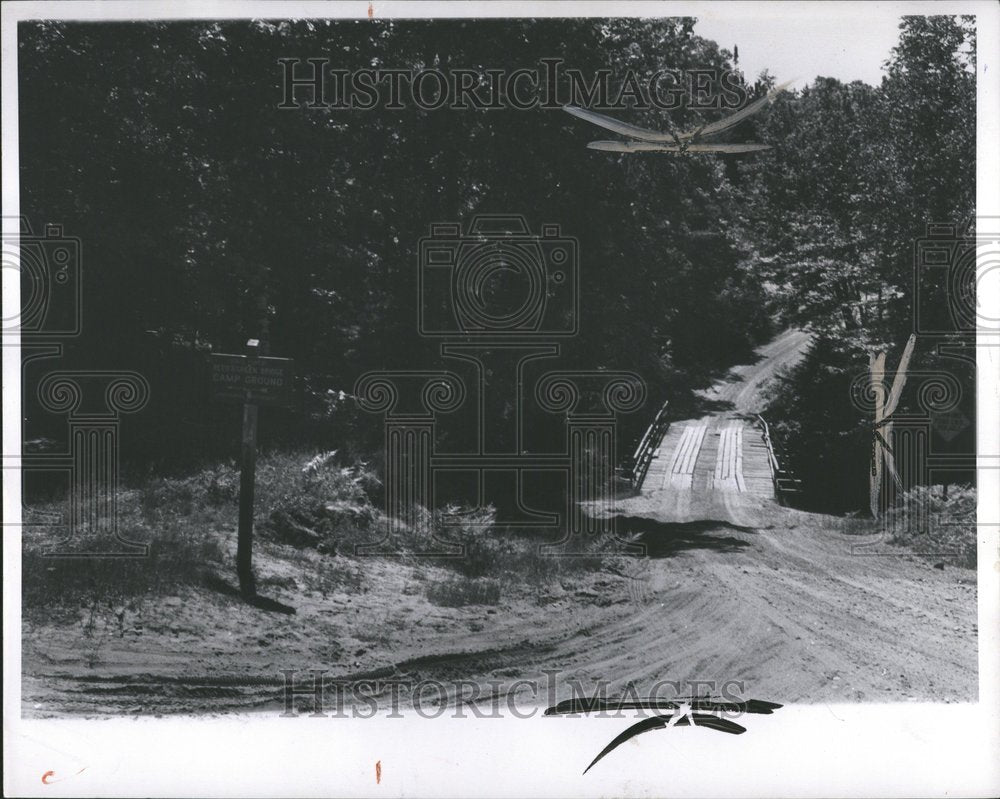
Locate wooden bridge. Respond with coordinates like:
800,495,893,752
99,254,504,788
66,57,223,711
641,415,779,498
620,329,811,505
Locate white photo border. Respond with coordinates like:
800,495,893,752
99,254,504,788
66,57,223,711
3,2,998,797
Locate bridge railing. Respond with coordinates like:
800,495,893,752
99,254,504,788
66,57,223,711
755,414,803,506
617,401,670,490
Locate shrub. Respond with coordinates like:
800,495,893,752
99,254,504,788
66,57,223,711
260,451,378,554
887,485,976,569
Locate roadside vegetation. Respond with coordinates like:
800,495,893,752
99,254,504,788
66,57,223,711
886,485,977,569
23,450,629,615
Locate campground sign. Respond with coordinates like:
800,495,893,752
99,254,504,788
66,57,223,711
211,351,294,405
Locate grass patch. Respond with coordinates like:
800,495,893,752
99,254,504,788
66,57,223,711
22,506,224,609
426,576,502,607
378,504,617,583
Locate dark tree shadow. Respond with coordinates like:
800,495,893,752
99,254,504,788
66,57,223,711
204,573,297,615
673,393,736,418
681,350,766,390
614,516,754,557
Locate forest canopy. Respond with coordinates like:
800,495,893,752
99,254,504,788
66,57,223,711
18,15,976,512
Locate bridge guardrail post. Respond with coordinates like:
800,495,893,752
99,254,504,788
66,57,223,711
622,401,670,491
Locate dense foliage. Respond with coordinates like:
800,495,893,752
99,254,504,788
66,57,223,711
19,16,976,513
20,19,774,474
735,16,976,510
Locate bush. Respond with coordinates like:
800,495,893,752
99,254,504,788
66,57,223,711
887,485,976,569
258,451,380,554
339,502,616,582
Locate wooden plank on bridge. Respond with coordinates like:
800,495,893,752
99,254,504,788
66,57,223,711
714,421,746,492
664,424,707,489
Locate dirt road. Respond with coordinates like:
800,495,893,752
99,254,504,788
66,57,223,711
493,504,978,706
484,328,978,706
22,330,978,715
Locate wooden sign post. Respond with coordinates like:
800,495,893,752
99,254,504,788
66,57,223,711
211,340,294,598
237,380,259,598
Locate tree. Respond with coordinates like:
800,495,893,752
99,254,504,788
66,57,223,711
734,15,976,511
